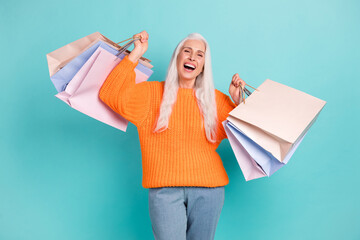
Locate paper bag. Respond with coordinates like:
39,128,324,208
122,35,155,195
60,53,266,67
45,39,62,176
228,79,326,163
56,47,152,131
222,120,266,181
46,32,152,77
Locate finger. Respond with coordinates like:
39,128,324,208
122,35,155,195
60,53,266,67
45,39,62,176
134,34,142,43
233,75,239,83
232,78,238,86
240,80,246,88
232,73,242,87
140,33,145,42
142,33,148,43
141,31,148,41
135,32,143,41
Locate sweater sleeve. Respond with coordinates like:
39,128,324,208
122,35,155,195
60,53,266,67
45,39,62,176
216,91,237,141
99,55,151,127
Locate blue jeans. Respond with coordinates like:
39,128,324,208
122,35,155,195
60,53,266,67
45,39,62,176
148,186,225,240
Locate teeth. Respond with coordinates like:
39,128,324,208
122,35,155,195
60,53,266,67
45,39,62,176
184,63,196,69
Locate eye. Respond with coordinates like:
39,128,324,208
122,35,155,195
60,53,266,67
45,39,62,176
184,50,190,53
198,54,203,57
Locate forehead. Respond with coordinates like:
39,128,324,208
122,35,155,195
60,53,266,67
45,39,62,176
182,39,206,52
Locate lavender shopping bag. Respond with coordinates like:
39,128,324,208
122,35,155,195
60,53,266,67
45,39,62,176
49,40,152,92
223,119,307,180
222,120,266,181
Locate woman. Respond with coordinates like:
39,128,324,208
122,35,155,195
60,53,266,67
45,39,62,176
99,30,245,240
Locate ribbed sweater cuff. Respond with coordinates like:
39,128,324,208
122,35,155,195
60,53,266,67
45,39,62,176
122,55,139,71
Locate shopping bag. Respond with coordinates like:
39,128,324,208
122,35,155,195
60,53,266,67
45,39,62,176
55,46,152,132
50,40,153,92
222,121,266,181
46,32,152,92
225,79,326,180
223,119,308,180
46,32,152,76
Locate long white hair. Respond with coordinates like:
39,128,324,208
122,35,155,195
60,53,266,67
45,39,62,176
153,33,218,143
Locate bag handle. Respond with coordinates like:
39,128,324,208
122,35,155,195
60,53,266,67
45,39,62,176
115,36,141,57
116,36,139,45
239,83,259,104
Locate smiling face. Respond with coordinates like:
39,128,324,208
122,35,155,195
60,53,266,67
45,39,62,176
176,39,206,86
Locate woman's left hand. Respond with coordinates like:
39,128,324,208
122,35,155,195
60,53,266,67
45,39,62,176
229,73,246,105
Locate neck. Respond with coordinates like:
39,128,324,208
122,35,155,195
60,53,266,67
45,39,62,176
179,78,195,89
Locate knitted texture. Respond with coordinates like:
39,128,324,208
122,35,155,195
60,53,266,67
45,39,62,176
99,55,237,188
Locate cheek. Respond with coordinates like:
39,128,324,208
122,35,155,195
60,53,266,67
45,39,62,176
177,55,183,69
177,53,186,65
198,60,205,72
178,52,186,61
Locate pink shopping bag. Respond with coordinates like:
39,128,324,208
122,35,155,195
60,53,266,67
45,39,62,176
56,47,152,131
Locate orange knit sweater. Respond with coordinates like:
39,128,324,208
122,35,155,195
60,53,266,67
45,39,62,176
99,55,237,188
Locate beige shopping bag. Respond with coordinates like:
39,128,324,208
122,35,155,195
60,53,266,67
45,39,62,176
227,79,326,163
46,32,152,77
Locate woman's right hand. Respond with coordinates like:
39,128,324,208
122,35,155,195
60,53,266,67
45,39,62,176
128,30,149,63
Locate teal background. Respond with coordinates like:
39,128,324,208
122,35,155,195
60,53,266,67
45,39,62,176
1,0,359,239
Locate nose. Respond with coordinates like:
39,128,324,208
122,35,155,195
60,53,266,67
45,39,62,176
189,52,196,61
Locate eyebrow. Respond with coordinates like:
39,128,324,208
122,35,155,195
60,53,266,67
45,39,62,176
183,46,205,54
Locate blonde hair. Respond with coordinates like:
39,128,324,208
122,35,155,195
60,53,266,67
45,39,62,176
153,33,218,143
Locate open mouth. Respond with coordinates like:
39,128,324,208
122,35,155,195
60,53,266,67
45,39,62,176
184,63,196,72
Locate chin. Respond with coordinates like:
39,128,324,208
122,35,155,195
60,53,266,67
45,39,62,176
180,75,195,81
179,71,199,81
